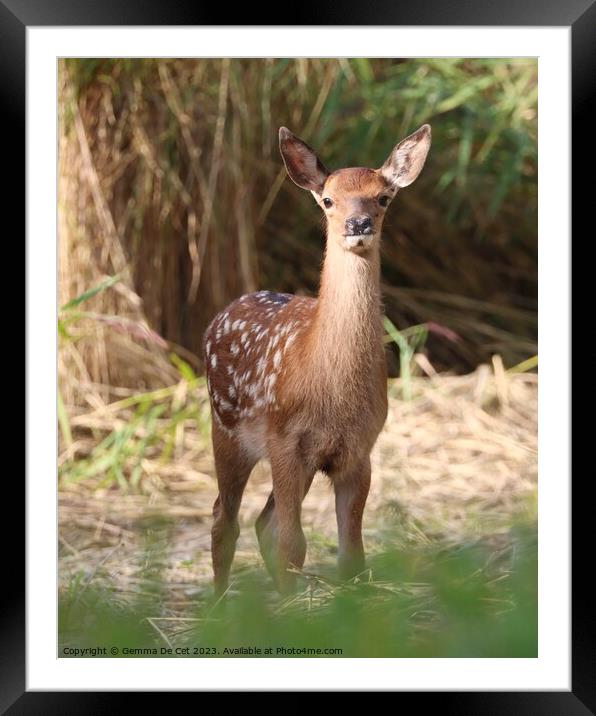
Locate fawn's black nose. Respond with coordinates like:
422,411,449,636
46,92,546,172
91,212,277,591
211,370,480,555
345,215,373,236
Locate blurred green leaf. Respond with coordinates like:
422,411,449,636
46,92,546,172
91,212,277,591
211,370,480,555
59,522,537,658
170,353,197,382
60,275,121,312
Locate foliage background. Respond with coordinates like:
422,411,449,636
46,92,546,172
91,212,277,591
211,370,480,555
58,58,538,658
59,58,537,402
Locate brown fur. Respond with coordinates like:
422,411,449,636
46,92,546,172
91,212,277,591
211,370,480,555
319,169,394,247
204,125,431,594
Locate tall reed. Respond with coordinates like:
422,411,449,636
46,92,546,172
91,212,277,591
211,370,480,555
59,58,537,401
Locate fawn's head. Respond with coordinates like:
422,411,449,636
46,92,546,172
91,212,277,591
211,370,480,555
279,124,431,254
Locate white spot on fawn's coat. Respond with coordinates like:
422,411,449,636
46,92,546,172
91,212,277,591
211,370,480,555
285,333,296,350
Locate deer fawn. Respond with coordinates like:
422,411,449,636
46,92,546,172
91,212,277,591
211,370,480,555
204,124,431,594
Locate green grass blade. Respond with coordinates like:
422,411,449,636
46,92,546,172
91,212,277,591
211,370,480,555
60,275,121,311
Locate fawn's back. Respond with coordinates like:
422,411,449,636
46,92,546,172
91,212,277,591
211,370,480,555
203,291,316,458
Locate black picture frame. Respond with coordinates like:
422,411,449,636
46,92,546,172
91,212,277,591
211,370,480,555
13,0,590,709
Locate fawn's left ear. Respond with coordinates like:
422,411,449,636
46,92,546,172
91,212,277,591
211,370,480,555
279,127,330,195
380,124,431,189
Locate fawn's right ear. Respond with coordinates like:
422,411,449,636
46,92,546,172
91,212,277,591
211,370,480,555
279,127,329,195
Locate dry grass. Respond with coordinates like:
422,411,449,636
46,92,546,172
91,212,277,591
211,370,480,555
57,58,538,655
58,364,537,608
58,58,537,398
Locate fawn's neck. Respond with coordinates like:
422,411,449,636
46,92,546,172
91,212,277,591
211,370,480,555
307,233,383,385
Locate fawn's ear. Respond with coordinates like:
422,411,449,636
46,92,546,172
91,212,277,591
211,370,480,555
279,127,330,195
380,124,431,189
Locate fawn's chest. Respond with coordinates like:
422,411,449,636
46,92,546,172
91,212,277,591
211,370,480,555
204,287,388,473
276,350,388,474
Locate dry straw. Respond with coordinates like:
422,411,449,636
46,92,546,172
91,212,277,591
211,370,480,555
58,58,537,402
57,59,538,619
59,365,537,600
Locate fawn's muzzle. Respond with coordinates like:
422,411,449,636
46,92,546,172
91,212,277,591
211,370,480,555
344,215,373,237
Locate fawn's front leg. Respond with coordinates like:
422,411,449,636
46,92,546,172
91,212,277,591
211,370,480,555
256,470,316,584
334,456,371,581
268,444,314,593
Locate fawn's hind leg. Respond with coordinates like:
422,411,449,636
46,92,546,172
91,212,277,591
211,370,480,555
255,491,277,580
211,421,257,596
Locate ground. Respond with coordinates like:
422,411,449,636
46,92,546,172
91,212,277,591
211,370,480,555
58,366,537,656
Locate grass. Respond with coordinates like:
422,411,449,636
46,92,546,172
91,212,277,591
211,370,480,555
58,57,537,399
56,58,539,659
383,316,431,400
58,355,537,658
59,521,537,658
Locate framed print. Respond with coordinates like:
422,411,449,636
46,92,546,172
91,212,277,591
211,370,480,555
13,0,590,708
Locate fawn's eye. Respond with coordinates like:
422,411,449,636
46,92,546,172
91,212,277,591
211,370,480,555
323,198,333,209
379,195,391,207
